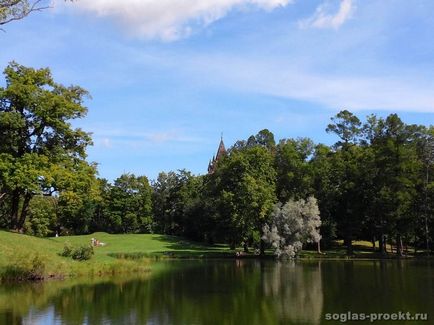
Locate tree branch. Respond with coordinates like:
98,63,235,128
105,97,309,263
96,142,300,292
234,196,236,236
0,0,51,26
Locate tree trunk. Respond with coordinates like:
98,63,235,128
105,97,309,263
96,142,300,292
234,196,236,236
17,193,32,230
379,234,387,255
0,192,6,204
344,236,353,255
230,242,236,250
243,242,249,253
260,239,265,256
10,189,20,229
425,216,430,256
372,236,376,252
317,240,322,254
396,234,403,257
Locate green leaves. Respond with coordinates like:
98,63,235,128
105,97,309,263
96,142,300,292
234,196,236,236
0,62,95,230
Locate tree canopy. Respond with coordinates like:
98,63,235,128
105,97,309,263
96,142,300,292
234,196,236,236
0,62,95,230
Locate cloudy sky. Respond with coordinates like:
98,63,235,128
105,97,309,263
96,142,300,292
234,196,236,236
1,0,434,180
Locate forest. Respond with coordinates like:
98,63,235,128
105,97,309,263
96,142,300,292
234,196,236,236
1,63,433,257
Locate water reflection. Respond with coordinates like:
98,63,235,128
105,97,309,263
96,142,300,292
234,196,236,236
0,260,432,325
262,261,323,324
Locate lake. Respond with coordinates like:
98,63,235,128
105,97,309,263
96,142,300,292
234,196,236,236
0,259,432,324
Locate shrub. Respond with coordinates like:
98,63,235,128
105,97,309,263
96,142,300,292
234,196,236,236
71,245,94,261
60,242,73,257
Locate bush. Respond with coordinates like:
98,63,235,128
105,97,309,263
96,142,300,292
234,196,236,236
71,245,94,261
60,242,73,257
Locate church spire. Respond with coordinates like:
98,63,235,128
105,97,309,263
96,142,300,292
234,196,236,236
208,134,227,174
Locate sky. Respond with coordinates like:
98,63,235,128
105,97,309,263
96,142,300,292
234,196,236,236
1,0,434,181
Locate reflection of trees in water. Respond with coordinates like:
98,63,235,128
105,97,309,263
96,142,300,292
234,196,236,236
321,260,434,314
262,260,323,325
0,261,323,325
1,260,432,325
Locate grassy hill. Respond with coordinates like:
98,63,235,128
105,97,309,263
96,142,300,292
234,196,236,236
0,230,229,281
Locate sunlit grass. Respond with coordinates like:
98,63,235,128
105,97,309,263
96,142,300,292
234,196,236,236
0,230,230,281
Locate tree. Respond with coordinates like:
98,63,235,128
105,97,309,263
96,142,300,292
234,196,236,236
310,144,337,248
152,170,192,235
210,145,276,252
368,115,419,256
0,1,72,28
103,174,153,234
262,197,321,258
24,195,57,237
326,110,364,254
275,138,314,202
0,62,93,231
326,109,361,148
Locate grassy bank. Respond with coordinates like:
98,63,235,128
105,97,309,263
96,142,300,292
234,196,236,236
1,231,429,282
0,230,230,282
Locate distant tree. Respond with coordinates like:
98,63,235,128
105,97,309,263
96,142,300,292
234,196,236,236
255,129,276,150
152,170,194,235
262,197,321,258
326,110,362,148
275,138,314,202
24,195,57,237
104,174,153,233
0,62,94,231
367,114,419,256
310,144,337,247
326,110,364,254
210,146,276,252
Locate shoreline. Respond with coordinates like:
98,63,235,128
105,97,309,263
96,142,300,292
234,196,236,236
1,251,432,284
1,230,432,283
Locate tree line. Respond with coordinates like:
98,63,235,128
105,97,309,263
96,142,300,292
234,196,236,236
1,63,433,256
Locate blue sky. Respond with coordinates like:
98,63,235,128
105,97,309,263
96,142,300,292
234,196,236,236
1,0,434,181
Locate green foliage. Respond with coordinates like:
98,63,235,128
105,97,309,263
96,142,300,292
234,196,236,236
100,174,153,234
24,196,57,237
0,62,95,231
275,138,314,202
71,245,94,261
1,253,46,281
60,242,74,257
152,170,204,239
60,241,95,261
209,138,276,249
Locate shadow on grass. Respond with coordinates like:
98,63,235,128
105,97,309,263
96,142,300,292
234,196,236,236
150,234,229,252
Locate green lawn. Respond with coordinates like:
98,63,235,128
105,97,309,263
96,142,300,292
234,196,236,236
0,230,230,281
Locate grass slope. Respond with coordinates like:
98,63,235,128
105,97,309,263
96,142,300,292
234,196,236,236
0,231,228,281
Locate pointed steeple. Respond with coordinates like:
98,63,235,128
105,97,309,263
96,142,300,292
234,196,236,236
215,136,226,161
208,134,227,174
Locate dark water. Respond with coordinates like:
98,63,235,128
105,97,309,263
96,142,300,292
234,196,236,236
0,259,433,324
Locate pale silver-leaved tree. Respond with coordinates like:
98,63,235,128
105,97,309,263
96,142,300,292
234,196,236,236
262,196,321,258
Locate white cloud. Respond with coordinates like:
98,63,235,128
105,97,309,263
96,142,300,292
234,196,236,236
92,128,203,149
63,0,292,41
177,53,434,112
299,0,354,29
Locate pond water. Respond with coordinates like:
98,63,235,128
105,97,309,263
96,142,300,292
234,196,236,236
0,259,432,324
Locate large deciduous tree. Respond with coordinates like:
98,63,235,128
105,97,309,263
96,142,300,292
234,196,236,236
210,145,276,252
0,62,94,231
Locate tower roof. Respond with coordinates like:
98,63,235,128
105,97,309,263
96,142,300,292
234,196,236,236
215,138,226,160
208,135,227,174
